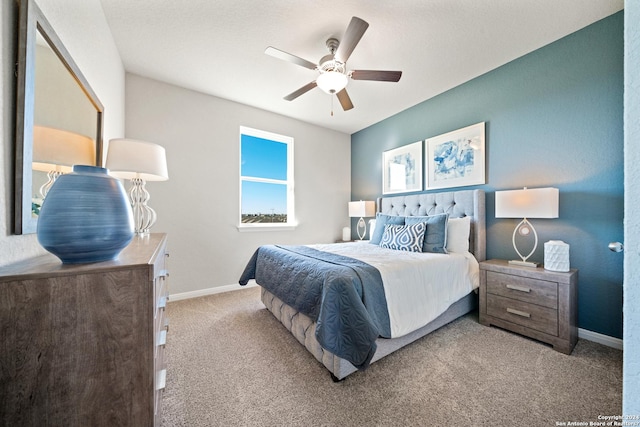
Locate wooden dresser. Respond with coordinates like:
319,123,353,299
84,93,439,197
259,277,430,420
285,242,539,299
0,233,169,426
479,259,578,354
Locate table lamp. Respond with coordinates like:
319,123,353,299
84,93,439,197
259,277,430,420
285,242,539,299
106,138,169,234
348,200,376,240
495,187,559,267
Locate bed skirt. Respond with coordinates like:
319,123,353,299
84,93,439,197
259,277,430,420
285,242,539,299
260,287,478,380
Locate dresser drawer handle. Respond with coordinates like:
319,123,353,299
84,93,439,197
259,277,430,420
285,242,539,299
156,369,167,391
506,307,531,318
506,284,531,293
164,317,170,332
157,329,167,347
158,296,168,309
158,269,169,278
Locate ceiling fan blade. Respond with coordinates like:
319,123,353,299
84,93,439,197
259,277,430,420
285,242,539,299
351,70,402,82
284,81,318,101
336,89,354,111
335,17,369,63
265,46,317,70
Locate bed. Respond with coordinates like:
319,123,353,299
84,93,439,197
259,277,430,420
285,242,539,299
239,189,485,380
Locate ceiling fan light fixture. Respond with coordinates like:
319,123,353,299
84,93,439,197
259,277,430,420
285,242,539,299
317,71,348,94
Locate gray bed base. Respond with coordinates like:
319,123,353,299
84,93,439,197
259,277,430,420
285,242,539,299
260,189,486,380
261,288,478,380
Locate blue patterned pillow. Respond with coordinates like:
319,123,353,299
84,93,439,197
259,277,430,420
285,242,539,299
379,222,426,252
370,213,405,245
405,213,449,254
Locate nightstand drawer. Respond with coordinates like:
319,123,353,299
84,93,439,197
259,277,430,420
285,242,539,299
487,294,558,336
486,271,558,309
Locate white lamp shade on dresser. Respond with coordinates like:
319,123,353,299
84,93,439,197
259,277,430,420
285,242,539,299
106,139,169,181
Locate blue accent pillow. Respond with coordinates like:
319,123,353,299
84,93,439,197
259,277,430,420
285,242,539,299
405,213,449,254
379,222,426,252
370,213,405,245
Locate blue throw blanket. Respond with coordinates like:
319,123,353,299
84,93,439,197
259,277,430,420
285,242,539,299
239,245,390,369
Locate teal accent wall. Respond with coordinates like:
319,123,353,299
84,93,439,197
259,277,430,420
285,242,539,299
351,12,624,338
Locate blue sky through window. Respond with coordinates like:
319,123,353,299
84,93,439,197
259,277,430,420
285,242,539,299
241,181,287,215
241,135,287,180
240,132,290,217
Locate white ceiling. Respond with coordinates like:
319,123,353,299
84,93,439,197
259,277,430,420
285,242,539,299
98,0,623,135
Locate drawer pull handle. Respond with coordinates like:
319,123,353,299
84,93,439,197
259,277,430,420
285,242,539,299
156,369,167,391
507,308,531,318
158,330,167,347
506,284,531,293
158,296,167,309
158,269,169,278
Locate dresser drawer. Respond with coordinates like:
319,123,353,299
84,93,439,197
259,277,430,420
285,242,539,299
486,271,558,309
486,294,558,336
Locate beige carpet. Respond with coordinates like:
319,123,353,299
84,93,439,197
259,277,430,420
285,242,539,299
161,287,622,427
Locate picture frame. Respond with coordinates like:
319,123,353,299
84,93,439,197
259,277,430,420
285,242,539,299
425,122,486,190
382,141,423,195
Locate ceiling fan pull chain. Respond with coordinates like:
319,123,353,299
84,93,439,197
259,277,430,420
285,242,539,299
330,95,334,116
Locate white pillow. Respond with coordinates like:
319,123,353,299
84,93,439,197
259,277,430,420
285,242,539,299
446,216,471,253
368,219,376,240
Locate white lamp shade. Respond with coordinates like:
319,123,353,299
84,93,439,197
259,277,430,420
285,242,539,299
348,201,376,218
495,187,559,219
106,138,169,181
32,125,95,173
316,71,348,94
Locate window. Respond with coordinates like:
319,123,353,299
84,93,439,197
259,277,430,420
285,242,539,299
239,126,294,229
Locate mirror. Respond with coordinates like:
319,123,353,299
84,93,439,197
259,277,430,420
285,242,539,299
15,0,104,234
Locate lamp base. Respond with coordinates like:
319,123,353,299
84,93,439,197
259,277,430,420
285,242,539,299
129,177,157,234
356,217,366,240
508,259,539,268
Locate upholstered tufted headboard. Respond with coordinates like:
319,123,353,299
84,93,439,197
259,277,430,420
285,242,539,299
376,189,486,262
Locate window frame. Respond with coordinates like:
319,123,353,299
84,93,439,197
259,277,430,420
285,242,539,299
238,126,295,231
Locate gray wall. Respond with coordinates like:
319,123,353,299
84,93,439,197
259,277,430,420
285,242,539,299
0,0,125,266
623,1,640,416
124,74,351,295
351,13,624,339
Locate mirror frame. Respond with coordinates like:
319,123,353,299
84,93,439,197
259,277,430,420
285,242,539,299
14,0,104,234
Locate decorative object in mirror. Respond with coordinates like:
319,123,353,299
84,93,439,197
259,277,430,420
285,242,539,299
36,165,134,264
15,0,104,234
32,125,94,199
106,139,169,234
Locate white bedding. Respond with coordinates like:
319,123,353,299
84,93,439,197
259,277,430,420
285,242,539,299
309,242,479,338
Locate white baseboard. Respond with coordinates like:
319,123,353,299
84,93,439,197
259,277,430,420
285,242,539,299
169,280,258,302
169,285,623,351
578,328,623,350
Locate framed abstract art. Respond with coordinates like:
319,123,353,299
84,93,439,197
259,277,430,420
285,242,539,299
382,141,423,195
425,122,486,190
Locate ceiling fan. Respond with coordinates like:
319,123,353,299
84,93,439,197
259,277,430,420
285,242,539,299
265,16,402,112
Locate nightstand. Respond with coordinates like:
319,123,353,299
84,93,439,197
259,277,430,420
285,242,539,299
479,259,578,354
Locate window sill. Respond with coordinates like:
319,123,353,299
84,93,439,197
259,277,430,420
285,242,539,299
237,224,298,232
